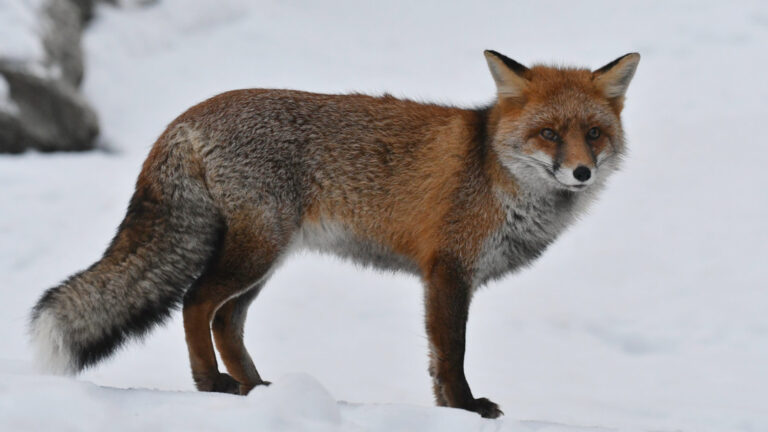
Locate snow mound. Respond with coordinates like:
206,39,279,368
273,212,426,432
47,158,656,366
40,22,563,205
246,374,343,428
0,370,611,432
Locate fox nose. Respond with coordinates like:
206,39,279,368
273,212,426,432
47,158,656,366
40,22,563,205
573,166,591,182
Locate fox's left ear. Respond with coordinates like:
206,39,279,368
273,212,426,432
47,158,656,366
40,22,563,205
592,53,640,100
484,50,530,99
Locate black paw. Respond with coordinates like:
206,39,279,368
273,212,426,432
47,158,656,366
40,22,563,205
467,397,503,419
196,372,241,395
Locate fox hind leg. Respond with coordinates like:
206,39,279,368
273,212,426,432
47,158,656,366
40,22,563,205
212,283,269,395
183,271,250,394
182,217,286,394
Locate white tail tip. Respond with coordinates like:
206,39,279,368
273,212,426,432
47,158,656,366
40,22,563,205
30,310,78,375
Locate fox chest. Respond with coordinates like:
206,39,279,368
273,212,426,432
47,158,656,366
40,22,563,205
471,192,578,287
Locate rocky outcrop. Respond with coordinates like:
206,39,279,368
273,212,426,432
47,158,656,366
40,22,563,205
0,0,99,153
0,68,98,152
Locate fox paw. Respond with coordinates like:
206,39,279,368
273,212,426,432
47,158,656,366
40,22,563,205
466,397,504,419
239,380,271,395
196,372,241,395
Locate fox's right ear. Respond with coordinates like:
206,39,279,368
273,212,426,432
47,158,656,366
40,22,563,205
484,50,530,99
592,53,640,101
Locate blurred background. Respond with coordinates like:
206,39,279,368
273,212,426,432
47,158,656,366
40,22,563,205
1,1,767,431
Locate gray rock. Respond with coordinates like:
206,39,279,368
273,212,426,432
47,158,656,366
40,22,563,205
0,68,98,153
0,111,28,154
0,0,99,153
42,0,85,86
70,0,97,23
71,0,160,23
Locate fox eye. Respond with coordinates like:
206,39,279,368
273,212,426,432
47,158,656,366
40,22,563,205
540,128,557,141
587,127,601,140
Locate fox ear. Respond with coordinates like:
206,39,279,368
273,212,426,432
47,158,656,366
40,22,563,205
592,53,640,100
484,50,530,98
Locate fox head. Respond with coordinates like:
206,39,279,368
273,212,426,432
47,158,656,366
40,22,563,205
484,50,639,193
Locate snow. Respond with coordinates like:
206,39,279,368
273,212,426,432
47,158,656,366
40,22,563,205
1,0,767,431
0,0,45,65
1,371,606,432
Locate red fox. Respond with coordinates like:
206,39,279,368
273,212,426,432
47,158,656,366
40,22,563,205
30,50,639,418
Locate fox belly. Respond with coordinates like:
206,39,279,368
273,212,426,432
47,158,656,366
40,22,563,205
297,220,421,274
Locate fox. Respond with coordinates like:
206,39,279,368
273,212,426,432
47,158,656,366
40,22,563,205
29,50,639,418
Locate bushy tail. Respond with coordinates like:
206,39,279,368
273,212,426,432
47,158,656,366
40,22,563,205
29,144,223,374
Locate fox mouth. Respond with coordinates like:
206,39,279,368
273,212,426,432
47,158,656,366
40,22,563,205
549,172,589,192
508,154,592,192
560,182,588,191
541,168,591,192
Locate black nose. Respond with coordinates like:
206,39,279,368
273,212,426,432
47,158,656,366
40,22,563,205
573,166,591,182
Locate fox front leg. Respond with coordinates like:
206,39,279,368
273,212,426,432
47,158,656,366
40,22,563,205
424,255,503,419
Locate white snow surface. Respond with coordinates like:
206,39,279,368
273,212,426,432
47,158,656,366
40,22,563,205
2,1,768,431
0,0,45,64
